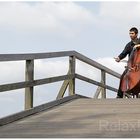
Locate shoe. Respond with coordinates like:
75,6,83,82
116,95,123,98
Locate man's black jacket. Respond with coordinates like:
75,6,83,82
118,41,135,60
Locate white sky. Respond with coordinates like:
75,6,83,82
0,1,139,117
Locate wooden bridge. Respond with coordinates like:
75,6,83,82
0,50,140,138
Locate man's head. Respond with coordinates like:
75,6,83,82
129,27,138,40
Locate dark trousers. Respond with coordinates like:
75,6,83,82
117,85,123,98
117,69,127,98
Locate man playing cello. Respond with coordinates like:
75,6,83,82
114,27,140,98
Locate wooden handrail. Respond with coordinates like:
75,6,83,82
0,74,75,92
0,50,121,78
0,51,75,61
73,51,121,78
0,50,121,110
75,74,118,92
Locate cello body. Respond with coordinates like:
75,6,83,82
121,41,140,95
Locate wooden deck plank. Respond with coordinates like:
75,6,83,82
0,98,140,138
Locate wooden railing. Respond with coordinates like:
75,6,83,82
0,51,121,110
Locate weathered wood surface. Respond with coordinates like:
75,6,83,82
0,51,75,61
0,50,121,79
75,74,118,92
56,79,69,99
0,74,74,92
0,50,121,101
101,70,106,98
73,51,121,78
69,56,75,96
1,98,140,138
0,94,84,126
94,86,102,98
25,60,34,109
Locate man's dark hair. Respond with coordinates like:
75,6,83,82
129,27,138,34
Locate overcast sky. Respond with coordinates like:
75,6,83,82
0,1,139,118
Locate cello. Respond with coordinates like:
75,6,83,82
121,39,140,98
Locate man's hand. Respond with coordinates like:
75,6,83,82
114,57,120,62
134,44,140,49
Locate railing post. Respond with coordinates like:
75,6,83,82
101,70,106,98
25,60,34,110
69,56,75,96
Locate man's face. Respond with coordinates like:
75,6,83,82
129,31,138,40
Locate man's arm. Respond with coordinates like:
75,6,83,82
118,44,129,60
115,43,129,62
